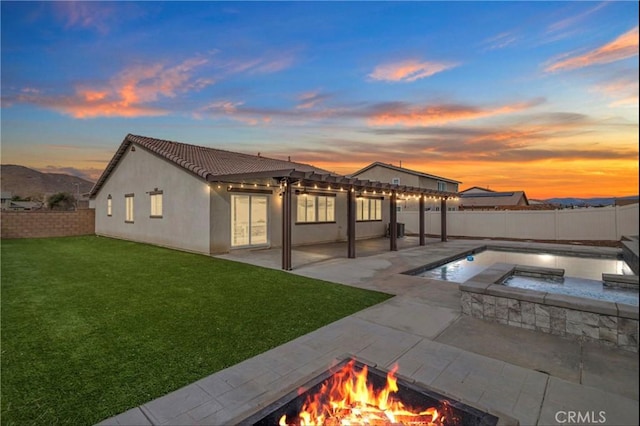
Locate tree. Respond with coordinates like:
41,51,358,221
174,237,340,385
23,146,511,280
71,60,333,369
47,192,76,210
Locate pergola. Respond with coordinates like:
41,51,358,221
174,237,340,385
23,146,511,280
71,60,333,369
210,169,459,271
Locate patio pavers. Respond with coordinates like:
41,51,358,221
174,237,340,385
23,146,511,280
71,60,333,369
100,238,639,426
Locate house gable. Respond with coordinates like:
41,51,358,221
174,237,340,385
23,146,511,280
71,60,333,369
350,162,460,192
93,142,212,254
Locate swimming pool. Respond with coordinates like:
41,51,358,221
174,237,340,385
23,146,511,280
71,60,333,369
412,249,634,283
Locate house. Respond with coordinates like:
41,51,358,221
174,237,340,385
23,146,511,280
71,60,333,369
458,186,529,210
350,162,461,211
90,135,458,268
5,200,43,211
1,192,12,209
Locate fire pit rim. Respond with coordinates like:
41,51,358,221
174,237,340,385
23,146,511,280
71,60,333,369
233,353,518,426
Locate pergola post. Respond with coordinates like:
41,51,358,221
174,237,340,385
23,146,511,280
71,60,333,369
281,178,292,270
440,197,447,242
390,190,398,251
419,195,425,246
347,187,356,258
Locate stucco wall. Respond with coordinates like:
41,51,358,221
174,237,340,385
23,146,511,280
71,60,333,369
290,193,387,246
399,204,639,241
207,189,388,253
93,144,211,254
353,166,458,192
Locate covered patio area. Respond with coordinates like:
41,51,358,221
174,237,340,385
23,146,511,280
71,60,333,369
215,235,442,271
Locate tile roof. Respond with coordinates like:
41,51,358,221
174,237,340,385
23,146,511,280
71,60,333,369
90,134,331,197
459,191,529,207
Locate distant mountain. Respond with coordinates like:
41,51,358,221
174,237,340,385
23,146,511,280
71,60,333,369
0,164,94,201
540,195,639,207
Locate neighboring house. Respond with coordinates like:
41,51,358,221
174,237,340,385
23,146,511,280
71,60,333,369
1,192,12,209
3,200,43,211
615,196,639,207
350,162,461,211
458,186,529,210
90,134,457,259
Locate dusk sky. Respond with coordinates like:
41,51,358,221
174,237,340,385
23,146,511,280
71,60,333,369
1,1,638,199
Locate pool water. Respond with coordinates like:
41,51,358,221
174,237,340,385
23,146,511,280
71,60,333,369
415,249,633,283
503,274,638,306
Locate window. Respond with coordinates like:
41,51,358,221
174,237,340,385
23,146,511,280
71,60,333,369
392,178,400,185
107,195,112,216
437,181,447,191
125,194,134,223
150,191,163,218
357,198,382,221
297,194,335,223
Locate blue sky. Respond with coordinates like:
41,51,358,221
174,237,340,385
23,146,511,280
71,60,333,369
1,1,638,198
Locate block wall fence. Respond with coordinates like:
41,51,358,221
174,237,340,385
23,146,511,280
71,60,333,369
1,209,95,239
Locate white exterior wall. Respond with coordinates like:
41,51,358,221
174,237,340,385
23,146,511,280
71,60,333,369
400,204,639,241
207,189,388,253
94,144,211,254
291,193,388,246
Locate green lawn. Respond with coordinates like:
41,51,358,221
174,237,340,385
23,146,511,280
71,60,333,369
0,236,391,425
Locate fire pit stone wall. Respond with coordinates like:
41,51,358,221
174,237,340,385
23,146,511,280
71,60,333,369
459,263,638,352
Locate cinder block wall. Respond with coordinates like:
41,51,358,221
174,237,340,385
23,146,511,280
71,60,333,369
1,209,95,239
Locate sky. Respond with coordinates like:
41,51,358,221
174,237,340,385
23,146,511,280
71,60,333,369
1,1,638,199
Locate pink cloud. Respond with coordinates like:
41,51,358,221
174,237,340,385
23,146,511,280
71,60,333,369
593,75,639,107
54,2,115,34
546,26,639,72
369,59,457,82
14,57,213,119
367,99,542,127
296,91,330,109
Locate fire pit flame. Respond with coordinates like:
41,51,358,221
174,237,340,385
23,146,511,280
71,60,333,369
278,360,445,425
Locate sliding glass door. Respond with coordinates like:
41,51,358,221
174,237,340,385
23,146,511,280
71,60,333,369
231,195,268,247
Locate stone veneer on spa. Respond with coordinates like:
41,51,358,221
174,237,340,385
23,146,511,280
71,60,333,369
459,263,639,353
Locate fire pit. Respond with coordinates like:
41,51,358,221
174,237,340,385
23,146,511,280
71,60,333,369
240,357,500,426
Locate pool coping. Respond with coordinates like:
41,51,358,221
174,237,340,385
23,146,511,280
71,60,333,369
401,244,629,278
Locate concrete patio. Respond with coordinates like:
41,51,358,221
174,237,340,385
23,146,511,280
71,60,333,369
100,237,639,426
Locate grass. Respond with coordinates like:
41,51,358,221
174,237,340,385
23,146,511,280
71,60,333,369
0,236,392,425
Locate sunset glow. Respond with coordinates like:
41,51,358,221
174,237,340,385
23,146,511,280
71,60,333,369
1,2,638,199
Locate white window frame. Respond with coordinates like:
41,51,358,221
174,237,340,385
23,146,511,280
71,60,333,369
357,198,383,221
125,194,134,223
392,177,400,185
437,181,447,191
150,191,163,218
297,194,335,223
231,195,269,248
